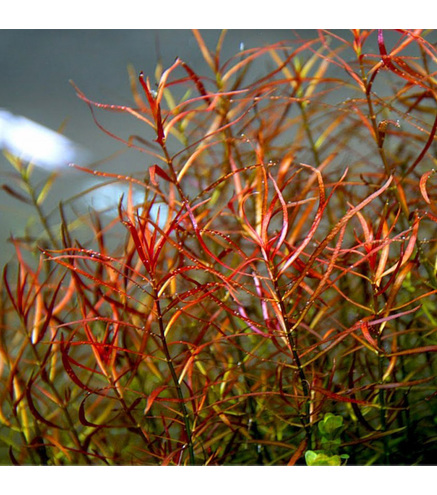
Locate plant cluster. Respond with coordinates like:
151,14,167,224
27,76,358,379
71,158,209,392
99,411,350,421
1,29,437,465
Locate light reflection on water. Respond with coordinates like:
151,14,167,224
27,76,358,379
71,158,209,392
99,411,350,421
81,180,170,230
0,109,171,262
0,108,89,170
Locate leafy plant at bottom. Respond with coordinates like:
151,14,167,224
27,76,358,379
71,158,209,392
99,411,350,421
305,413,349,466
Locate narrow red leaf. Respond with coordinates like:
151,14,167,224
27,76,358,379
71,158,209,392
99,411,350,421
9,447,20,466
138,72,157,116
3,264,20,315
362,306,420,334
26,378,64,430
1,185,32,204
312,386,371,405
269,173,288,257
149,164,173,185
121,219,151,272
390,345,437,356
180,61,212,106
377,30,432,91
406,111,437,175
376,376,435,389
144,385,167,414
155,104,165,145
373,243,404,297
278,164,327,276
420,169,435,204
79,395,104,427
287,438,307,466
33,276,65,344
360,320,380,350
138,72,165,144
60,335,96,394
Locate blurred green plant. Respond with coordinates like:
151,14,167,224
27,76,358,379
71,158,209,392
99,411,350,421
305,413,349,466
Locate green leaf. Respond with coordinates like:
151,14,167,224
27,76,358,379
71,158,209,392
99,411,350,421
320,436,341,451
318,413,345,438
36,173,58,205
305,450,345,466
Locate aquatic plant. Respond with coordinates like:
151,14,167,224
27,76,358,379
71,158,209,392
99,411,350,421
1,29,437,465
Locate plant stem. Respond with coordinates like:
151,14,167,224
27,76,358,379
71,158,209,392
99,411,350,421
155,298,195,465
377,332,390,465
27,334,92,465
359,58,410,219
21,170,60,250
298,101,321,168
271,272,312,448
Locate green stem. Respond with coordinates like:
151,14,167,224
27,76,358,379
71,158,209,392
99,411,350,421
377,333,390,465
271,271,312,448
155,298,195,465
359,59,410,219
21,170,60,250
25,330,92,465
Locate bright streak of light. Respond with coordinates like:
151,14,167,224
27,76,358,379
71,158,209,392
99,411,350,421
83,181,169,230
0,108,89,170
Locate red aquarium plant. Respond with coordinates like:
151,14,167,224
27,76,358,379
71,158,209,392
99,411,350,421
1,29,437,465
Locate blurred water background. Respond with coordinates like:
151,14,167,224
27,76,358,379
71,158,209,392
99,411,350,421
0,30,308,264
0,29,412,265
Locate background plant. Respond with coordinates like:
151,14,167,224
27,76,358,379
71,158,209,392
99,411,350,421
1,29,437,465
